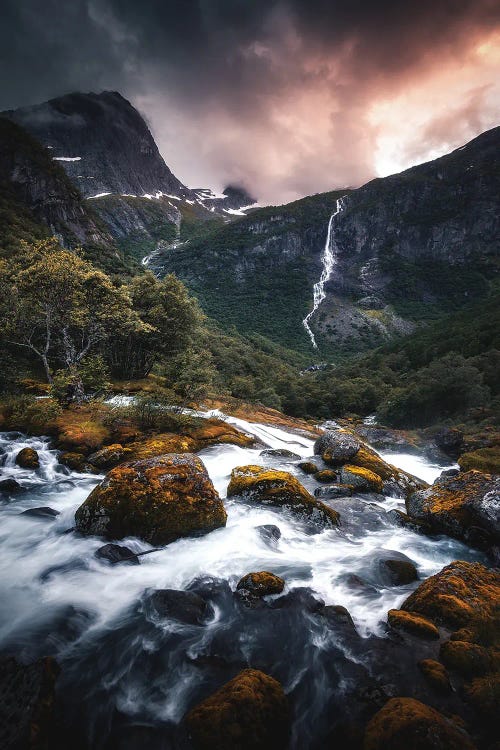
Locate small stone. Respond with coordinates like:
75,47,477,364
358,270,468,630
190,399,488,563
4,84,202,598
15,447,40,469
21,506,60,520
147,589,211,625
236,571,285,597
95,543,140,565
380,558,418,586
255,524,281,545
298,461,319,474
314,469,338,483
260,448,300,460
0,478,23,494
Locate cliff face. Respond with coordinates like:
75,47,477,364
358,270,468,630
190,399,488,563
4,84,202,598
2,91,186,198
157,126,500,354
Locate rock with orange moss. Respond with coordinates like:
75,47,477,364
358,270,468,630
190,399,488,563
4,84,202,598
298,461,319,474
407,470,500,548
227,465,340,528
314,430,360,465
185,418,255,449
74,453,227,545
87,443,132,469
185,668,289,750
314,469,338,483
418,659,452,693
59,451,93,472
236,571,285,597
340,465,383,493
464,673,500,721
440,640,493,679
15,447,40,469
387,610,439,640
400,561,500,632
127,434,196,460
363,697,476,750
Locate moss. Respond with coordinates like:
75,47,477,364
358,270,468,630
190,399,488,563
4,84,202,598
185,668,290,750
75,453,227,545
364,697,476,750
458,447,500,474
340,465,383,493
227,465,340,528
54,409,111,452
440,640,492,679
418,659,452,693
314,469,338,482
350,446,396,480
236,571,285,597
387,610,439,640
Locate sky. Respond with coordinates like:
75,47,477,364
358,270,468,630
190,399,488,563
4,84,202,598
1,0,499,203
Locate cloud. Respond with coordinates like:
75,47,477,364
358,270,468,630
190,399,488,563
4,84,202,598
1,0,499,202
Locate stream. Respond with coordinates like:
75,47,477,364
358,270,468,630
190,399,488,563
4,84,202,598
0,417,485,748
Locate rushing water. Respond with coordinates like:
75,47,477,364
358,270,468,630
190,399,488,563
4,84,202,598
0,419,483,748
303,197,346,348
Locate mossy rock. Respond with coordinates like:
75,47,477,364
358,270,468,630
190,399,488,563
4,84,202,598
340,465,383,493
74,453,227,545
128,434,196,460
227,465,340,528
464,673,500,721
314,469,338,483
440,640,492,679
407,470,500,548
364,697,476,750
236,571,285,597
298,461,319,474
87,443,132,470
458,446,500,475
418,659,452,693
185,668,290,750
349,446,395,480
314,429,360,465
15,447,39,469
400,561,500,632
58,451,93,473
387,610,439,640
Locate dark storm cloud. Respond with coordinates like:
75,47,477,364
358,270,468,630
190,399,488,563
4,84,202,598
1,1,499,201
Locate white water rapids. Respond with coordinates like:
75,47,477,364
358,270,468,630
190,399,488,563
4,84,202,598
0,417,484,747
303,197,346,348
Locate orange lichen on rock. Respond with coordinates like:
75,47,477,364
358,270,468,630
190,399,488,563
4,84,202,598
400,561,500,631
340,465,383,493
363,696,476,750
314,469,338,483
227,465,340,528
236,572,285,597
74,453,227,545
387,609,439,640
185,668,290,750
418,659,452,693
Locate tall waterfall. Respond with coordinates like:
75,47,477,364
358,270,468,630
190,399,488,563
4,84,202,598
303,196,346,348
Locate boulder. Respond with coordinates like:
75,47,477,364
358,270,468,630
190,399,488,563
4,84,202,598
58,451,93,472
380,558,418,586
87,443,131,469
314,430,360,464
387,610,439,640
147,589,211,625
185,668,289,750
298,461,319,474
407,471,500,548
340,465,383,493
434,427,464,457
364,697,476,750
227,465,340,528
418,659,452,693
0,656,59,750
439,640,492,679
236,572,285,597
95,543,140,565
386,509,433,535
15,447,39,469
400,561,500,632
21,506,60,520
74,453,227,545
0,478,23,495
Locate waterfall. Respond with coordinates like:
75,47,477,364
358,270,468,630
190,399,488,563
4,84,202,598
303,196,346,348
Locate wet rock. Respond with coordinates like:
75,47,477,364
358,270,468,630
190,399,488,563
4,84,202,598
260,448,300,460
314,429,360,464
401,561,500,632
418,659,452,693
380,558,418,586
87,443,131,469
255,524,281,545
0,478,23,495
147,589,211,625
340,465,383,493
227,465,340,528
440,640,492,679
75,453,227,545
314,484,352,498
298,461,319,474
58,451,93,472
434,427,464,457
0,655,59,750
185,668,289,750
236,571,285,597
21,506,60,520
314,469,338,483
364,697,476,750
321,605,357,632
386,509,433,535
271,587,325,614
440,468,460,478
15,447,40,469
95,543,140,565
407,470,500,549
464,673,500,722
387,610,440,640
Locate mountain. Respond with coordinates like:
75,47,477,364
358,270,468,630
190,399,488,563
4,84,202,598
0,117,131,272
154,126,500,355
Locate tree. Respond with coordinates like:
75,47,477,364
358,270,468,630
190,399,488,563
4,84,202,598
0,239,142,400
107,272,202,379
